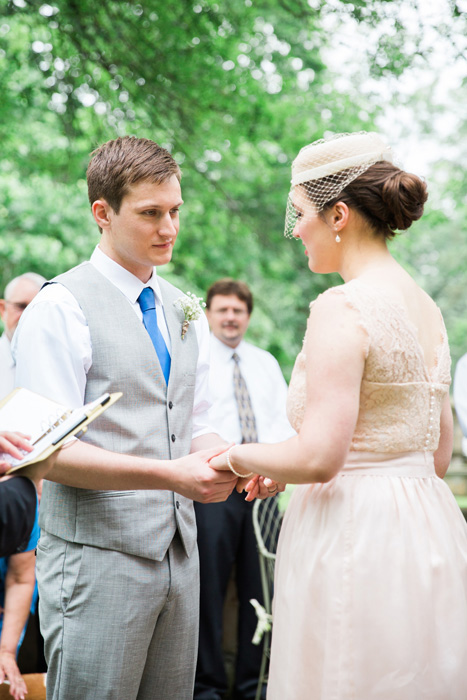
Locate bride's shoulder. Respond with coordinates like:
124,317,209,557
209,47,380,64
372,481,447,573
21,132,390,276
307,282,370,350
304,283,370,359
307,284,368,335
308,280,364,315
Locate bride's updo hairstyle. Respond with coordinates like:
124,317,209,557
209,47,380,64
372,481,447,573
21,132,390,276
324,161,427,239
285,131,427,240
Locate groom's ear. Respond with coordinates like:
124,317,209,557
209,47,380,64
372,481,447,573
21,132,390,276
92,199,113,233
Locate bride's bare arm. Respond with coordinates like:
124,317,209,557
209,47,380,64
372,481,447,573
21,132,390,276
210,293,367,484
434,395,453,479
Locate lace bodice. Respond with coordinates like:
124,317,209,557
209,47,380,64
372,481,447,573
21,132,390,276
287,279,451,453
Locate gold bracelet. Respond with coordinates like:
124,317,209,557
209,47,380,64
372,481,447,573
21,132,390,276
226,446,253,479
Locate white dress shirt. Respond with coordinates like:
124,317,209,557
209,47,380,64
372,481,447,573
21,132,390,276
454,353,467,457
208,334,295,445
13,246,213,438
0,333,15,401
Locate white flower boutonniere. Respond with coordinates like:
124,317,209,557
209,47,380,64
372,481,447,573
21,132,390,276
174,292,206,339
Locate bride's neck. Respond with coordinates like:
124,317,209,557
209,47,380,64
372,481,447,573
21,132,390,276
340,238,395,283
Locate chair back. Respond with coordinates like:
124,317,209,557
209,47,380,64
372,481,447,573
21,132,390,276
252,497,283,614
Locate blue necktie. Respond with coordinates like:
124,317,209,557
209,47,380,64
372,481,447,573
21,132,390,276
137,287,171,385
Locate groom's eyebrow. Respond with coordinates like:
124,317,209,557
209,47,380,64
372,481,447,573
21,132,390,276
139,200,184,208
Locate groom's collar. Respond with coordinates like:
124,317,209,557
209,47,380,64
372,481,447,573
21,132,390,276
91,245,164,306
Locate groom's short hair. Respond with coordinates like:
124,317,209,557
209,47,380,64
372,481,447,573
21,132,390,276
87,136,181,213
206,279,254,315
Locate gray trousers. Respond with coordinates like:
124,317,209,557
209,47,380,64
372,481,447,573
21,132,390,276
37,530,199,700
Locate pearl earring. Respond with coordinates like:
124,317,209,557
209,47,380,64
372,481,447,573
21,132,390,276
335,233,341,243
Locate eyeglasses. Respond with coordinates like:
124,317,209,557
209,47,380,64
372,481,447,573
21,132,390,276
4,301,29,312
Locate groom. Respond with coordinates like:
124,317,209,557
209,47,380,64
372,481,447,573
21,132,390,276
13,136,238,700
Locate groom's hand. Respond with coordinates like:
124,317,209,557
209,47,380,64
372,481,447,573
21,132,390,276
173,440,238,503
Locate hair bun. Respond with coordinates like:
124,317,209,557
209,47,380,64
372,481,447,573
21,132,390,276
381,170,428,231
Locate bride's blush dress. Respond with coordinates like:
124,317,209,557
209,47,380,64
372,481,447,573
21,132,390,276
268,280,467,700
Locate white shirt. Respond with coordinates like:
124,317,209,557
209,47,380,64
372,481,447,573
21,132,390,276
208,334,295,444
454,353,467,457
13,246,213,438
0,333,15,401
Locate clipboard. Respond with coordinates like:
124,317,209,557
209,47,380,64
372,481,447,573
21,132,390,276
0,388,122,474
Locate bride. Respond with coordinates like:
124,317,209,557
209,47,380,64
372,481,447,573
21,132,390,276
211,132,467,699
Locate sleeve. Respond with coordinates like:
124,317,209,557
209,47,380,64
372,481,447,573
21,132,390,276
12,284,92,407
0,478,37,558
454,355,467,437
191,312,216,438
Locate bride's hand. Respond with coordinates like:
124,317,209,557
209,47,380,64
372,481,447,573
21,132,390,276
244,476,286,502
208,449,259,495
209,448,286,501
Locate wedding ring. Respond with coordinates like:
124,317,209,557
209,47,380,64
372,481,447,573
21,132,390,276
268,486,278,493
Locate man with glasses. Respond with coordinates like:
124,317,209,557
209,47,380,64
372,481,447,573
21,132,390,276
0,273,46,400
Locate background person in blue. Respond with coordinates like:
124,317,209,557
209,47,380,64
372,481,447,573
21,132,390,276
0,432,37,559
0,498,39,700
0,430,57,700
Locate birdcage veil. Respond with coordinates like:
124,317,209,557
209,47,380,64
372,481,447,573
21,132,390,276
284,132,393,237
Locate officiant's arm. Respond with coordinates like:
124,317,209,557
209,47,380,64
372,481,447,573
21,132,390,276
210,294,366,485
0,431,59,491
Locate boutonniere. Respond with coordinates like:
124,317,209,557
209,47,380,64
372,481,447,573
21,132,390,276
174,292,206,339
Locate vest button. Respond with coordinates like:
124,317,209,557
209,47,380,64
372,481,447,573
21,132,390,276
171,434,176,442
168,401,173,409
176,500,180,509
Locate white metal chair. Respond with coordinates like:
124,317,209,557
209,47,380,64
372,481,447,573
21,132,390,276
252,497,284,700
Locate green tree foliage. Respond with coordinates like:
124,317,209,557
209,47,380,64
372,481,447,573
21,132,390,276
0,0,465,374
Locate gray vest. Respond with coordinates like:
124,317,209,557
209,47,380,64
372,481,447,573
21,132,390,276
39,262,199,561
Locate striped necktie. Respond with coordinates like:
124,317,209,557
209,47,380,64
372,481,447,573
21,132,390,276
232,352,258,443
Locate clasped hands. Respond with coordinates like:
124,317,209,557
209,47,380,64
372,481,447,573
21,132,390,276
209,445,285,502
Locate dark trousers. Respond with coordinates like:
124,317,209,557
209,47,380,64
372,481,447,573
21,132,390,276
194,490,266,700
